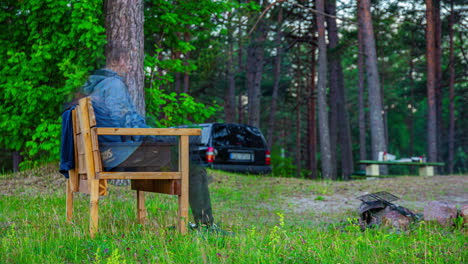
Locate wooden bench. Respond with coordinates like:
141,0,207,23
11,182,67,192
66,97,201,237
358,160,445,177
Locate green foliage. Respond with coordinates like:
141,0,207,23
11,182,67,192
145,89,220,127
270,147,310,178
0,0,106,167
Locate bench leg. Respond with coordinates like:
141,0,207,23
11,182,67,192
178,136,189,234
419,166,434,176
137,190,147,224
89,179,99,238
366,164,380,176
66,180,74,222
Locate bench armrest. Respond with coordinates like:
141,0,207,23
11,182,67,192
96,127,201,136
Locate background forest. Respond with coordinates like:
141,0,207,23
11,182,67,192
0,0,467,178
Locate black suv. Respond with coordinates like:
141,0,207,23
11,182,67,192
179,123,272,174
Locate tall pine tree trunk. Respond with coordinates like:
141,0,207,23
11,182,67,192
238,16,245,124
434,0,443,166
225,22,236,123
326,0,353,179
316,0,334,180
359,0,387,173
105,0,145,115
425,0,438,162
357,0,367,170
247,11,267,128
267,6,283,150
308,42,317,179
295,45,302,178
448,0,455,173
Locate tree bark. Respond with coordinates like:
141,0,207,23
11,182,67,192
326,0,353,180
247,1,267,128
316,0,334,180
434,0,443,166
267,5,283,150
308,42,317,179
448,0,455,173
425,0,438,162
105,0,145,115
246,25,266,128
295,45,302,178
225,21,236,123
358,0,387,173
12,151,22,172
357,0,367,170
238,15,244,124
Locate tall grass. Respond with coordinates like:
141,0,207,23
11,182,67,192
1,167,466,263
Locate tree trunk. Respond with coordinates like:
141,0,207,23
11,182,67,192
308,43,317,179
238,15,244,124
316,0,334,180
247,1,267,128
357,0,367,170
425,0,438,162
326,0,353,180
105,0,145,115
448,0,455,173
434,0,443,166
359,0,387,173
267,5,283,150
295,45,302,178
225,22,236,123
12,151,22,172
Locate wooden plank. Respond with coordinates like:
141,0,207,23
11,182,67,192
66,180,73,222
75,108,82,135
79,178,90,194
137,191,147,224
87,99,96,127
91,128,103,173
96,127,201,136
89,179,99,238
97,171,181,180
131,179,181,195
70,109,80,192
359,160,445,166
78,98,99,238
178,135,189,234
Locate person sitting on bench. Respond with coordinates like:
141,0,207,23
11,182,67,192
73,68,214,229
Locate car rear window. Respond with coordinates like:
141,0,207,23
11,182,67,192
212,124,266,148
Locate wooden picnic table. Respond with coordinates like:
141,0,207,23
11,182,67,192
358,160,445,177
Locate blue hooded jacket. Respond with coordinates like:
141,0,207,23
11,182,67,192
60,69,148,176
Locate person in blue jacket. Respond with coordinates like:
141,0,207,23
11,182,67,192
62,69,214,228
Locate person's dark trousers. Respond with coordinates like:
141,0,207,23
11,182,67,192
108,141,214,226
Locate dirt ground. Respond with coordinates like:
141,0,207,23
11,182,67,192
285,175,468,217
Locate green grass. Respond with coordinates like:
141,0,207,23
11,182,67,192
1,165,466,263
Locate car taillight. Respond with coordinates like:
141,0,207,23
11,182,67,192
206,147,215,163
265,150,271,165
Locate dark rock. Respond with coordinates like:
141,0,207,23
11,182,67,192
423,201,458,226
460,205,468,226
382,210,410,229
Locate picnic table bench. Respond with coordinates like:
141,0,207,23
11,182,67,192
358,160,445,177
